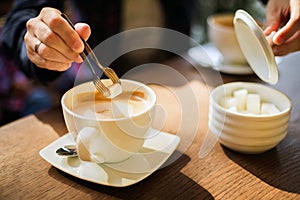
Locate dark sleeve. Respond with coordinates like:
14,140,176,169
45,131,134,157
0,0,64,84
260,0,268,5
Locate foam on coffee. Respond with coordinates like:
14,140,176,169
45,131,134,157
72,91,149,119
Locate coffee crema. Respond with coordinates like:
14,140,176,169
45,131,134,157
71,91,149,119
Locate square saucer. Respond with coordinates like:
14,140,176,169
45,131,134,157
39,129,180,187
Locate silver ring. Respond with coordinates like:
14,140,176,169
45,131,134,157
34,41,42,54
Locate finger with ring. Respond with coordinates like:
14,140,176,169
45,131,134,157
34,41,42,54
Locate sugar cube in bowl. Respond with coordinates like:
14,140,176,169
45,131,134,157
208,82,292,154
222,88,280,116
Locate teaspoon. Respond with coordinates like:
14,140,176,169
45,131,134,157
56,145,78,157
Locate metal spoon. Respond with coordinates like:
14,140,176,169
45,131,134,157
56,145,78,157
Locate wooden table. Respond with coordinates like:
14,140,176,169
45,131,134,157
1,52,300,199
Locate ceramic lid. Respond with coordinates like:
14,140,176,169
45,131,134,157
233,9,278,84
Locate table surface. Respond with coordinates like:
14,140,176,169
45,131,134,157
1,51,300,200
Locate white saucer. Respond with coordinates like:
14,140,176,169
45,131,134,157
188,43,254,75
39,129,180,187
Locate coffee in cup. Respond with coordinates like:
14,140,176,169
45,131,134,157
61,79,156,163
72,91,148,119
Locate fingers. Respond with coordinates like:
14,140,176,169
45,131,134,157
262,0,300,55
24,7,91,71
74,23,91,41
273,19,300,45
24,31,72,71
264,21,280,36
264,10,281,36
263,0,282,35
39,8,84,53
27,17,81,62
272,0,300,45
272,31,300,56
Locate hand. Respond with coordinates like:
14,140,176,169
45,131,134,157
24,7,91,71
264,0,300,56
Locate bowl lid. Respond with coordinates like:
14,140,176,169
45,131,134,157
233,9,278,84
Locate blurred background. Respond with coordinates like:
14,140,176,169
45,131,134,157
0,0,265,125
191,0,265,44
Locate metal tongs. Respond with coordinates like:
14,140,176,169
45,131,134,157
61,13,121,98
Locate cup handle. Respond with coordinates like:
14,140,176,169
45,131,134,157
76,127,105,163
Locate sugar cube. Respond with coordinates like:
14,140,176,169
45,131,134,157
261,103,280,115
226,97,237,109
220,88,279,116
246,94,260,114
233,89,248,111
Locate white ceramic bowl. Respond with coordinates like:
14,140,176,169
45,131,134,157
208,82,292,154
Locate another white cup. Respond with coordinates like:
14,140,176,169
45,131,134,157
207,13,247,65
61,79,156,163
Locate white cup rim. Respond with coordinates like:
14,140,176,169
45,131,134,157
61,79,156,122
210,82,292,119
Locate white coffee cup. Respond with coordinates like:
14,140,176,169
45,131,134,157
207,13,247,65
61,79,156,163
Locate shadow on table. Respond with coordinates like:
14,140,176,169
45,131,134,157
223,131,300,194
48,151,214,200
35,106,68,135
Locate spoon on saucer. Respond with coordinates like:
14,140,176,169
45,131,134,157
56,145,77,157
